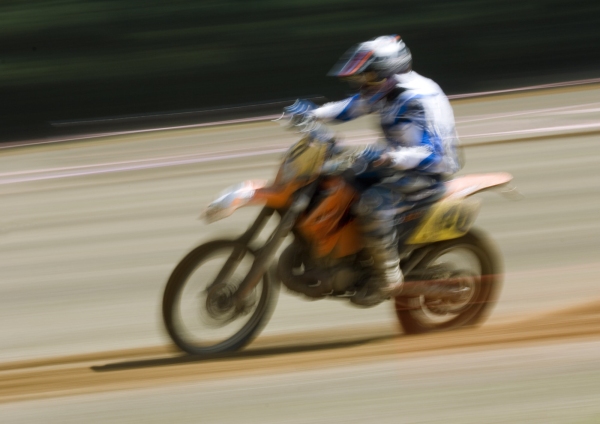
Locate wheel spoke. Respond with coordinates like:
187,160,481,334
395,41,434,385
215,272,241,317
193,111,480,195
162,240,278,355
395,230,501,334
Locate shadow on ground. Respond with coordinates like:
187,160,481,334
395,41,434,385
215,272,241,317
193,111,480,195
91,333,397,372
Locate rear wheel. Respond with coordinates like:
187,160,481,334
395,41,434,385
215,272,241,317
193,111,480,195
162,240,278,355
395,229,502,334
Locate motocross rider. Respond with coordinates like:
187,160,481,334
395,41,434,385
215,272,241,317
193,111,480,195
287,35,462,306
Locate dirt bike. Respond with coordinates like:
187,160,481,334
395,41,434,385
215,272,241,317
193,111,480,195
162,124,516,356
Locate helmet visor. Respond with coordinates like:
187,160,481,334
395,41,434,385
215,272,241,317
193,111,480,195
328,47,374,77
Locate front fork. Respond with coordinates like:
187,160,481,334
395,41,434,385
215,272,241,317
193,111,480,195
206,207,275,298
233,190,312,304
207,183,315,306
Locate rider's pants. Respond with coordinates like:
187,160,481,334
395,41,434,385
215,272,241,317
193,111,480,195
353,174,445,295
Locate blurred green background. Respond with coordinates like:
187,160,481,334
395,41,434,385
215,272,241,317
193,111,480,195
1,0,599,141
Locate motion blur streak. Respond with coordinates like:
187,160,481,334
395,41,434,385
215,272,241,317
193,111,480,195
1,118,598,186
459,122,600,139
0,148,288,185
446,77,600,99
2,80,599,151
456,101,600,124
2,85,600,185
1,300,600,404
1,86,599,422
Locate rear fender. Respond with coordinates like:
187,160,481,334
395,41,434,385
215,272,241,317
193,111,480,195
443,172,513,200
405,173,513,244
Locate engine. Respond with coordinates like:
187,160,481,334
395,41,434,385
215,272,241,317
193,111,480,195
276,241,364,298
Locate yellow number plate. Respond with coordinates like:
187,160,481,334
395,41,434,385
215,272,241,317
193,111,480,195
406,198,481,244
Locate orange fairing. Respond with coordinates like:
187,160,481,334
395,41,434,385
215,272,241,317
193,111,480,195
310,220,363,258
296,177,362,258
253,181,305,209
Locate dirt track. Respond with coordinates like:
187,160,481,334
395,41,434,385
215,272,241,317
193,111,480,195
1,87,600,422
2,299,599,404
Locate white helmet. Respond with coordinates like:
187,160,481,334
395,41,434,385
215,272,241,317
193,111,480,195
328,35,412,79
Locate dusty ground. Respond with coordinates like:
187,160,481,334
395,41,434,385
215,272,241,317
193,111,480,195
1,299,600,405
1,85,600,422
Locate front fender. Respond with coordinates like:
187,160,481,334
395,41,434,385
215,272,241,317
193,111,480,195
201,179,303,223
202,180,268,223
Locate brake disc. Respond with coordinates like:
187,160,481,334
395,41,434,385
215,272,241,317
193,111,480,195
424,270,477,315
201,281,257,327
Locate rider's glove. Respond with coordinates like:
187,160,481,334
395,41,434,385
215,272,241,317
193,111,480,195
283,99,318,127
332,150,390,183
296,113,318,132
284,99,317,115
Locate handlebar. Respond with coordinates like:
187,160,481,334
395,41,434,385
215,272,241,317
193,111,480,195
275,101,335,145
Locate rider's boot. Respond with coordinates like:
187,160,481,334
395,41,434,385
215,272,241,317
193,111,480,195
353,220,404,307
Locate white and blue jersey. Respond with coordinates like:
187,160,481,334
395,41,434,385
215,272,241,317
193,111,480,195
312,71,462,232
313,71,462,179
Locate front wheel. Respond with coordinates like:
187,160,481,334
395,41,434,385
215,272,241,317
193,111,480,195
395,229,503,334
162,240,279,355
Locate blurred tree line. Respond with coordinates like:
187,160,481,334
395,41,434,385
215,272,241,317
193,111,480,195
1,0,599,140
